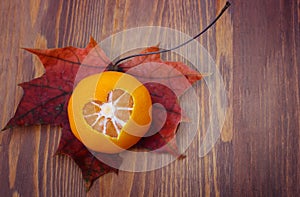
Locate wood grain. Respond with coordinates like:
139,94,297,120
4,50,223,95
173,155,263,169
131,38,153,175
0,0,299,196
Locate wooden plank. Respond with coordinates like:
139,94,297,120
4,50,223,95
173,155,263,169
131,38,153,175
0,0,299,196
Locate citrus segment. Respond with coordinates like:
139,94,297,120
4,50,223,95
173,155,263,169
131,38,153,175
82,89,133,138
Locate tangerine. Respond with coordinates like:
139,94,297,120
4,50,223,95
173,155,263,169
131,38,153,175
68,71,152,153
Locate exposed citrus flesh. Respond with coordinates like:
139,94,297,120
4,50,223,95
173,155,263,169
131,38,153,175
68,71,152,153
82,89,133,138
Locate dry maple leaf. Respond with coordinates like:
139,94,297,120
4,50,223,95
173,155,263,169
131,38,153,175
2,37,202,190
2,38,120,190
56,122,122,189
116,46,201,156
118,46,202,97
2,1,232,190
3,37,110,129
134,82,183,156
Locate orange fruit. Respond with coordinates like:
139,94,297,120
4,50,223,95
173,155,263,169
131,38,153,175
68,71,152,153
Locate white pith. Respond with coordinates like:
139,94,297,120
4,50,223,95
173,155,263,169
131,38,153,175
84,90,133,136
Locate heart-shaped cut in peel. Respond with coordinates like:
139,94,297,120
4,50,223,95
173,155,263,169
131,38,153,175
68,71,152,154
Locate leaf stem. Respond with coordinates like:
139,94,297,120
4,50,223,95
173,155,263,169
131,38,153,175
111,1,231,67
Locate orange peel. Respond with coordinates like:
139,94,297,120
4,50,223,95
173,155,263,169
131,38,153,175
68,71,152,153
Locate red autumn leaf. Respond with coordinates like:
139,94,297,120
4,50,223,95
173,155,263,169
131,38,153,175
3,38,109,129
56,122,122,190
116,46,162,71
134,82,183,156
118,46,202,87
118,46,202,154
3,38,202,190
2,38,118,190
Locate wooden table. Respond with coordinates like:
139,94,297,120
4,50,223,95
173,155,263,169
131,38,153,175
0,0,299,196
